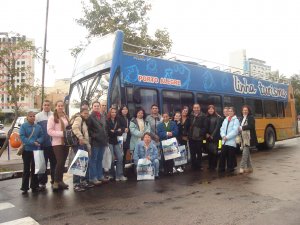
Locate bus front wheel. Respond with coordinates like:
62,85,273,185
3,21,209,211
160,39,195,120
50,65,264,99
264,127,275,149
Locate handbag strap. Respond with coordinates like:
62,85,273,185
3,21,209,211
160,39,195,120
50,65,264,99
28,126,35,139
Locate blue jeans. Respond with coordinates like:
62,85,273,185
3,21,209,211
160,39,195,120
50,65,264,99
89,146,105,181
109,144,124,179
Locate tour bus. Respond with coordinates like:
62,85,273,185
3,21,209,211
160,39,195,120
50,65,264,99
68,30,297,149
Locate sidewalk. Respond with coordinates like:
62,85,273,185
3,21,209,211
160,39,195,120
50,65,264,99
0,148,23,180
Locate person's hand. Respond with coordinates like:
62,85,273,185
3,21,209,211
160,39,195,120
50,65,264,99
117,128,122,132
223,136,227,141
206,133,210,138
125,128,129,133
79,139,84,145
34,142,40,147
146,155,150,160
239,126,242,132
87,149,92,157
111,129,115,133
167,132,173,137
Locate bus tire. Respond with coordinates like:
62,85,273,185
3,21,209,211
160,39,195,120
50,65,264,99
264,126,275,149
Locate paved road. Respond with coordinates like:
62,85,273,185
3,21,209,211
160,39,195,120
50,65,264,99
0,138,300,225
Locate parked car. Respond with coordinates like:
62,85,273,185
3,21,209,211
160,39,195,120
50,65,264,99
0,129,7,147
0,123,4,130
14,116,27,129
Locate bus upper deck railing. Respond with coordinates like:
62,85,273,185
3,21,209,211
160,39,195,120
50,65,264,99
123,42,291,85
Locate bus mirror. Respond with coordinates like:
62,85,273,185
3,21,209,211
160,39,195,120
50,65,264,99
133,88,141,104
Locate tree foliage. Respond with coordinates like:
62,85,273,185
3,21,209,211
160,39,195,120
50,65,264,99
0,32,40,157
74,0,172,57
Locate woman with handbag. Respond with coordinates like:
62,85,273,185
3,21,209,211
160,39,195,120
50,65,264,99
20,111,44,194
129,107,150,154
239,105,257,174
118,105,131,168
206,105,222,171
107,107,127,181
71,108,92,192
47,100,70,190
219,107,240,173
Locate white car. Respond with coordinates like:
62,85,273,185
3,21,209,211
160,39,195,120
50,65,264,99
14,116,27,129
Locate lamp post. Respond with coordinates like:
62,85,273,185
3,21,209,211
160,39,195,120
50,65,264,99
41,0,49,108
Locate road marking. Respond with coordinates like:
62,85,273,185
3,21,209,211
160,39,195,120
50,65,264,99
0,203,15,211
0,217,39,225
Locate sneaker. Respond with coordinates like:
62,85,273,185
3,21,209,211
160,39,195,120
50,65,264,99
58,182,69,189
52,182,59,190
91,180,102,186
173,167,177,173
177,167,184,173
74,185,86,192
239,168,244,174
81,182,95,188
115,176,128,181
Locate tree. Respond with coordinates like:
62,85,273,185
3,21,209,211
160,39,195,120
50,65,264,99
74,0,172,57
0,32,39,157
290,74,300,114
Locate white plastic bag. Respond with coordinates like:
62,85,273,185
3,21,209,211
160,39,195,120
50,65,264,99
68,149,89,177
161,137,180,160
33,150,46,174
102,146,112,171
137,158,154,181
174,145,188,166
117,136,123,149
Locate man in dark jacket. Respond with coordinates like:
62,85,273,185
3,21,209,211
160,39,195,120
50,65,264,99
188,104,207,170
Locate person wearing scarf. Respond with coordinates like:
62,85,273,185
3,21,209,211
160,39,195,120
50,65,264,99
239,105,257,173
219,107,240,173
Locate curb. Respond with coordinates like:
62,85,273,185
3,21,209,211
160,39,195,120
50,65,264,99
0,170,23,181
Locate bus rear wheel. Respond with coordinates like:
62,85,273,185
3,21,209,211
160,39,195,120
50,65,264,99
264,126,275,149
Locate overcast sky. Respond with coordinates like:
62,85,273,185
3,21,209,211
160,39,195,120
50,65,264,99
0,0,299,87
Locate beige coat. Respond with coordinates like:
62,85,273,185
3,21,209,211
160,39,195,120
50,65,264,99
71,116,91,151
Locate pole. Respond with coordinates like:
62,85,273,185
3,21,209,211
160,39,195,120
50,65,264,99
41,0,49,108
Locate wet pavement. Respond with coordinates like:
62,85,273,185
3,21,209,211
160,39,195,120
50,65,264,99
1,138,300,225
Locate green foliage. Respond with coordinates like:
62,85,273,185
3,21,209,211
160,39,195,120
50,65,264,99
75,0,172,57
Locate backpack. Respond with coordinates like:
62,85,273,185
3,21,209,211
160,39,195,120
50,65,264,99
63,116,83,147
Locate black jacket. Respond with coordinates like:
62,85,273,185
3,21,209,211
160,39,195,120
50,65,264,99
206,114,222,142
87,112,108,147
188,112,207,141
107,118,123,145
240,115,258,147
118,115,131,149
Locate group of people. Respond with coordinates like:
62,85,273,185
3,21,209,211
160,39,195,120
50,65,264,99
19,99,257,195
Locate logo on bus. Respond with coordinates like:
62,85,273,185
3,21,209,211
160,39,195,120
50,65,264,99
233,75,257,95
233,75,287,99
138,75,181,87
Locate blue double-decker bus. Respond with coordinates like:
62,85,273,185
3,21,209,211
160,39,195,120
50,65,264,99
69,30,297,149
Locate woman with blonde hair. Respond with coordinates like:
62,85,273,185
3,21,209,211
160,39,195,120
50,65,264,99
47,100,70,190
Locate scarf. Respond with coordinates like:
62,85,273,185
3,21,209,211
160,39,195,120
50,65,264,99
94,111,101,120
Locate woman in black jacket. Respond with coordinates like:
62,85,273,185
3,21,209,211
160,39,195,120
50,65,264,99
107,107,127,181
118,105,131,166
206,105,222,171
238,105,257,174
87,101,108,185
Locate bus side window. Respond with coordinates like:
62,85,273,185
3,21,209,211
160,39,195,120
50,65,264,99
197,93,222,115
223,96,244,117
245,98,263,118
162,91,194,116
126,87,158,115
278,102,285,118
264,100,278,118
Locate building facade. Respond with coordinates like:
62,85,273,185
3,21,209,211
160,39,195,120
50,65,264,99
0,33,35,113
